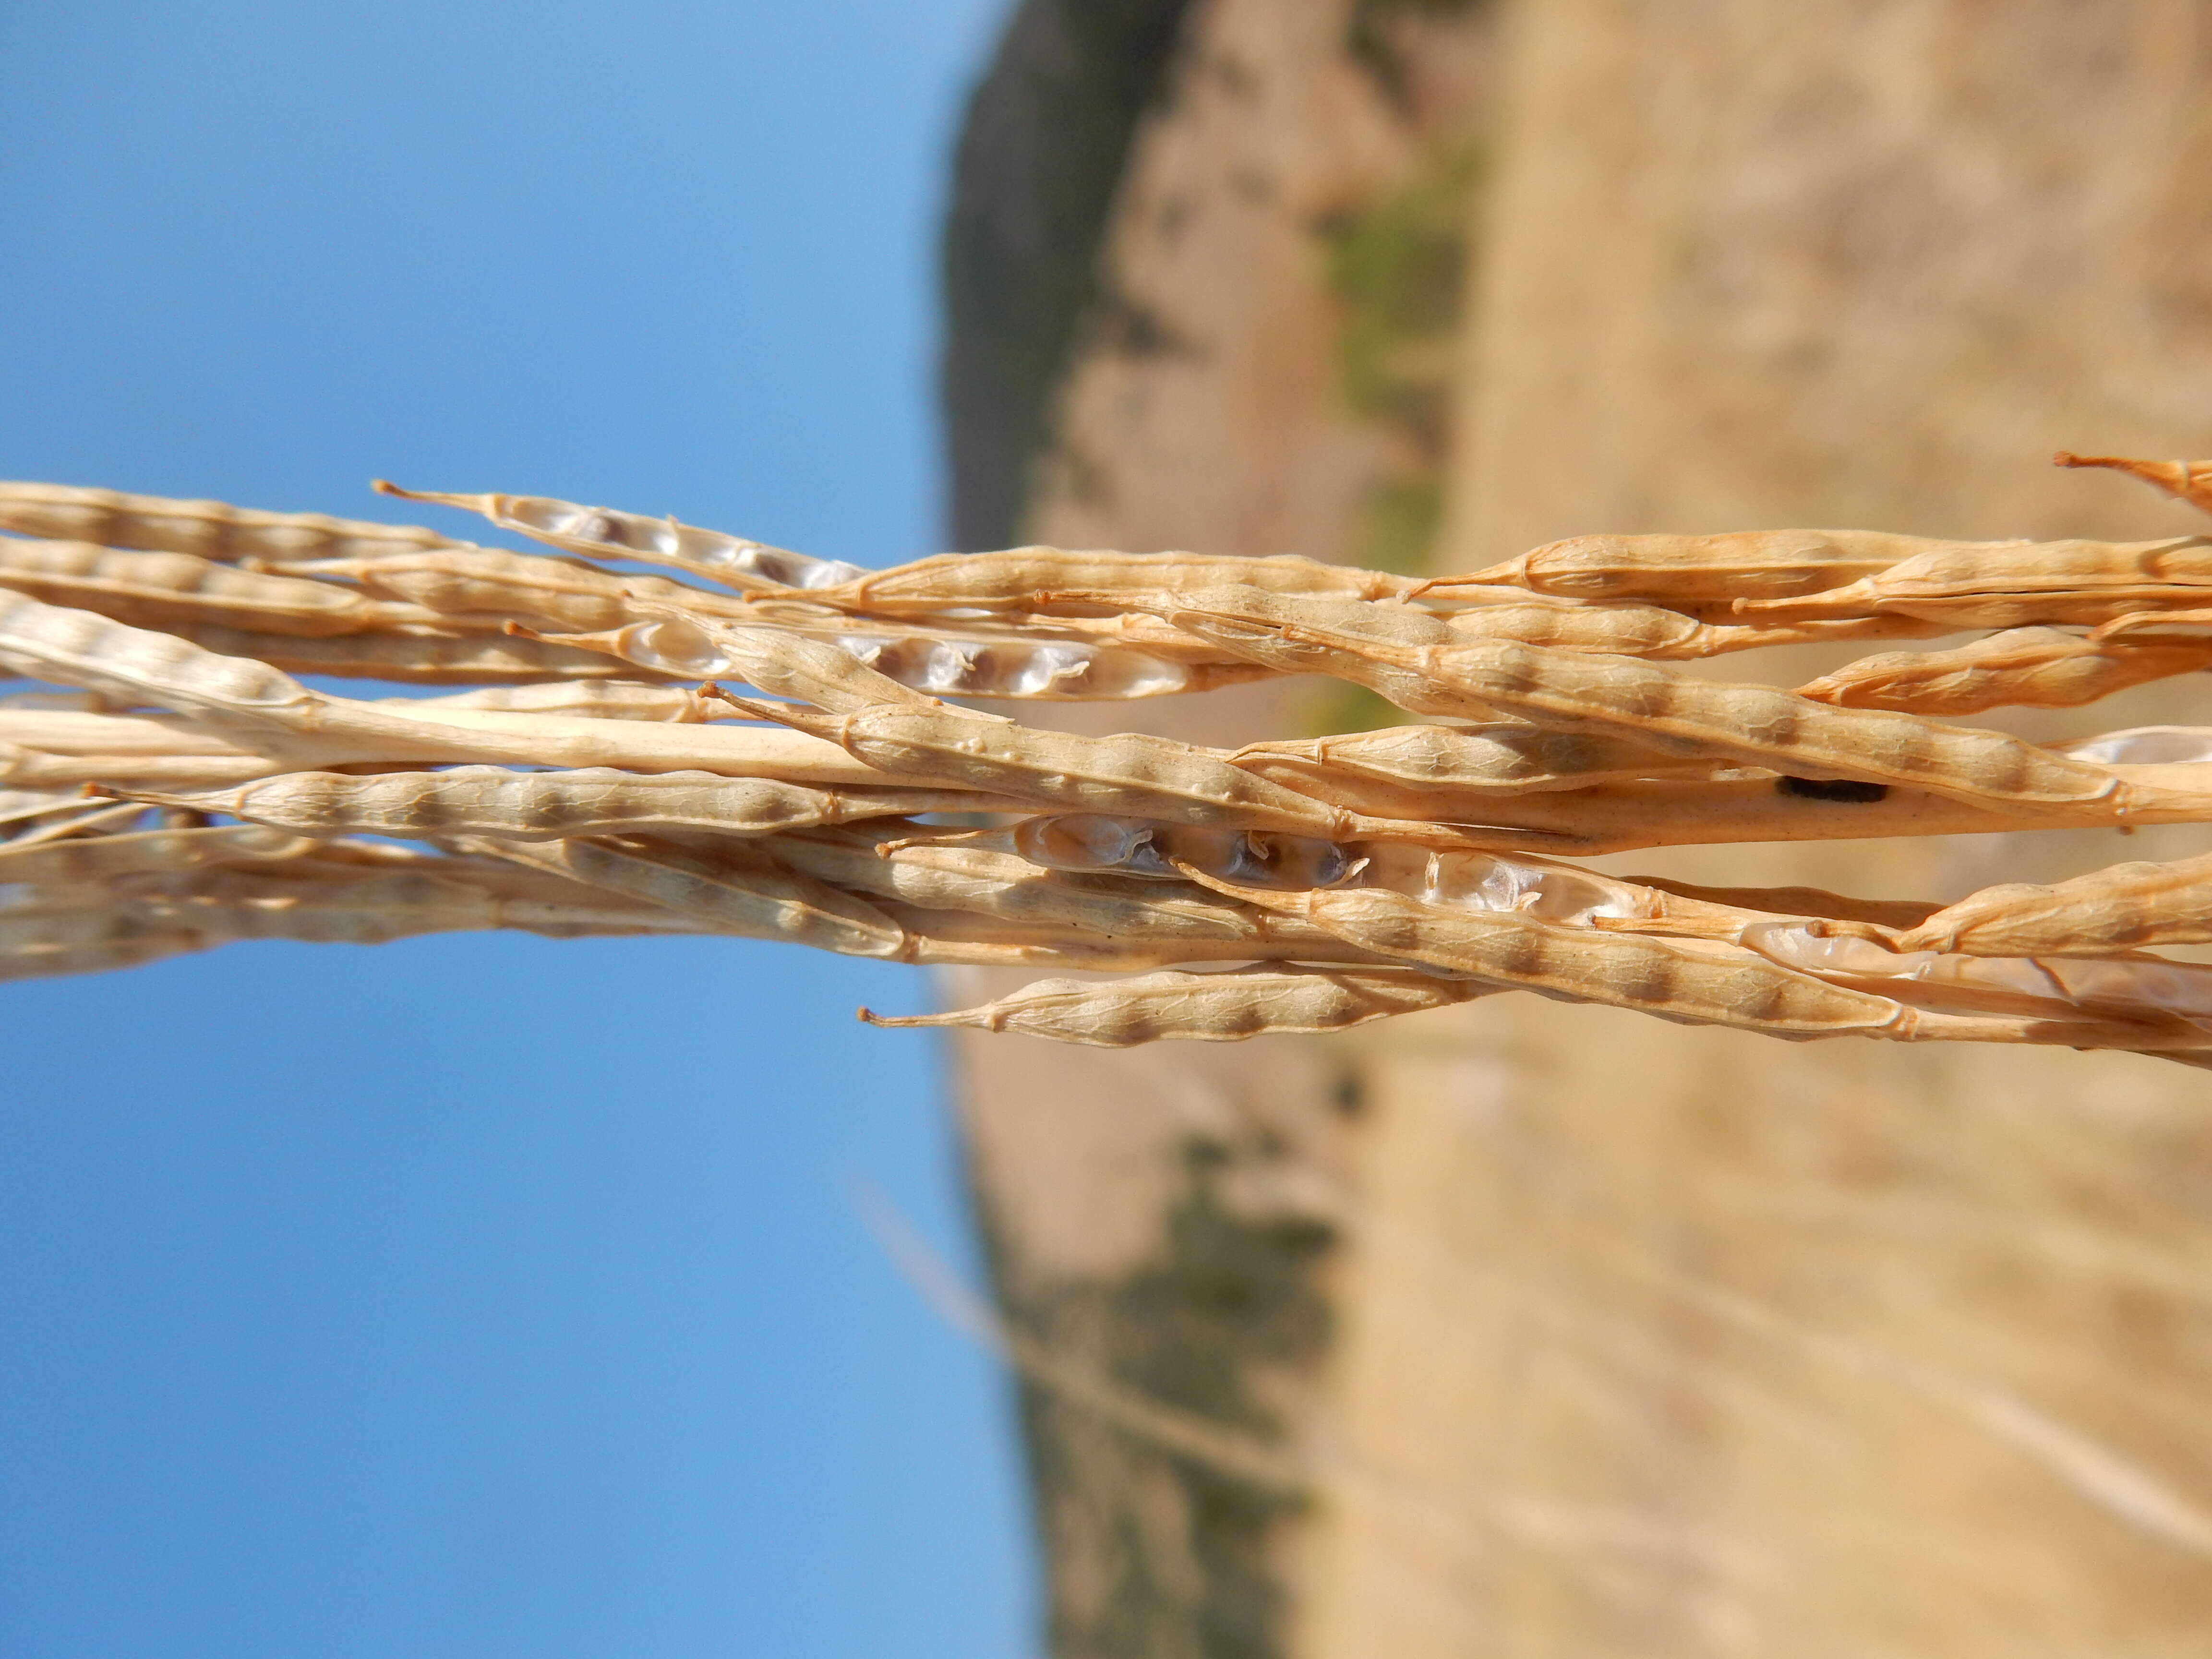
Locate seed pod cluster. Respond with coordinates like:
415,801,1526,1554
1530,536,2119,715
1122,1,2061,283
7,457,2212,1055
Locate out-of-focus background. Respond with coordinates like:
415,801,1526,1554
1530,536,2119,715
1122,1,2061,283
943,4,2212,1658
10,2,2212,1656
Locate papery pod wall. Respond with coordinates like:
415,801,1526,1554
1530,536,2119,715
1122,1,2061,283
943,2,2212,1656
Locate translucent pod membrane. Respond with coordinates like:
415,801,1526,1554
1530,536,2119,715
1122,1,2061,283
1355,843,1666,926
1014,815,1365,890
835,634,1205,698
503,496,863,591
1746,922,2212,1033
2057,725,2212,765
594,616,1209,700
1011,814,1670,920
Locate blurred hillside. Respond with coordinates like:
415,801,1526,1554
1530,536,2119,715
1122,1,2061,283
941,3,2212,1656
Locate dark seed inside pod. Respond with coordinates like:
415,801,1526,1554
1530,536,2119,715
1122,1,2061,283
1778,776,1890,802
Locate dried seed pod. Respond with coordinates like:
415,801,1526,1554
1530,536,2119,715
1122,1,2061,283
1010,819,1756,936
1168,865,1929,1038
377,483,858,594
1173,864,2125,1046
805,548,1417,618
1348,843,1754,939
118,866,688,947
1429,529,1941,606
1443,599,1951,658
258,696,892,785
1054,579,1949,663
718,691,1533,845
0,482,460,564
1234,722,1716,797
770,828,1377,962
1743,538,2212,627
0,603,889,782
0,909,204,982
2056,451,2212,515
1127,595,2124,809
1010,815,1367,889
173,623,662,684
0,539,417,637
716,692,1347,830
0,590,319,721
282,544,749,633
860,965,1497,1046
1796,627,2212,714
1892,853,2212,956
0,822,312,884
544,614,941,712
1348,771,2196,854
478,835,908,959
123,768,1009,842
549,611,1264,701
827,633,1269,700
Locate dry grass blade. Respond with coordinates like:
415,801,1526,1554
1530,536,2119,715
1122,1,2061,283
860,965,1498,1045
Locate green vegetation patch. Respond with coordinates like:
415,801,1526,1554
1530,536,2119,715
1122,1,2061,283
993,1137,1335,1659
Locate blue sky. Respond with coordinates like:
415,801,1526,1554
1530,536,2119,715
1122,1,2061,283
0,3,1032,1655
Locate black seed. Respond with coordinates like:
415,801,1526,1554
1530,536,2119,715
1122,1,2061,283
1779,775,1889,803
